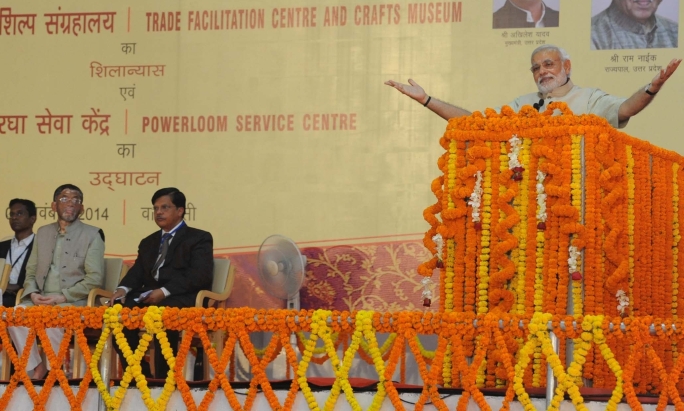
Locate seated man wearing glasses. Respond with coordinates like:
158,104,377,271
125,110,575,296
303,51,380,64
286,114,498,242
385,44,681,129
109,187,213,379
8,184,105,379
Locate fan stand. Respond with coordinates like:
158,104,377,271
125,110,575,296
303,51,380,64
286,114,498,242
267,292,301,380
287,293,300,311
256,235,307,381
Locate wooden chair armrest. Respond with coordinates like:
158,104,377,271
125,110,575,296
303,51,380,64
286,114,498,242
87,288,113,307
195,289,230,308
0,266,10,293
15,288,24,306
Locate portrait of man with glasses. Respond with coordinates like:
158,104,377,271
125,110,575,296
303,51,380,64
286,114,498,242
591,0,679,50
7,183,105,379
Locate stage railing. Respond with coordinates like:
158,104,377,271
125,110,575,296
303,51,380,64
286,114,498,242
0,306,683,411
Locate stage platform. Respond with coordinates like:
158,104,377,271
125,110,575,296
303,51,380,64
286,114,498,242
0,378,672,411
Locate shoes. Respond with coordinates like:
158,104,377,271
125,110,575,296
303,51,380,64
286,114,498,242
141,360,153,379
31,361,48,380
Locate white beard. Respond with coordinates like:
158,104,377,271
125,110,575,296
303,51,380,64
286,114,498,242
536,67,568,94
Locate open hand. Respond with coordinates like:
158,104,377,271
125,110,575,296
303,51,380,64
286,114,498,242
650,58,682,92
384,78,429,104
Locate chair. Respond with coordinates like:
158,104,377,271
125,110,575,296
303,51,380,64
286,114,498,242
2,258,128,379
0,258,10,299
196,259,234,308
0,259,9,380
183,258,235,380
85,257,129,307
72,257,128,378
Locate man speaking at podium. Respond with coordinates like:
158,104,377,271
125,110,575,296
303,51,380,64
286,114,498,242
385,44,680,129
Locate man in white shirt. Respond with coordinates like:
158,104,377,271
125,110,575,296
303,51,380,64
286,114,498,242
0,199,36,307
385,44,681,129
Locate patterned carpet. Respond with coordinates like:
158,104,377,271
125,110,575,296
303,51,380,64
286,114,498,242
217,240,438,312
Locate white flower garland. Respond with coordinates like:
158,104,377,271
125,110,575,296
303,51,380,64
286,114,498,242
536,170,547,222
616,290,629,315
422,233,442,306
469,171,483,223
421,277,435,302
568,245,581,277
508,135,522,170
432,233,443,262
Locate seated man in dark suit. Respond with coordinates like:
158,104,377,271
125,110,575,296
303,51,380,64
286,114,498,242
0,199,37,306
109,187,213,379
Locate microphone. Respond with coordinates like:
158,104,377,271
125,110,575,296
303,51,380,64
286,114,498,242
532,98,545,111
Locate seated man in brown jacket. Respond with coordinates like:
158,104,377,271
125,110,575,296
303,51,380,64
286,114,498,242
8,184,104,379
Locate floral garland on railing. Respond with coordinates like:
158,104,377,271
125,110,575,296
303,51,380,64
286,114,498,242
0,306,104,411
3,306,684,410
91,305,176,411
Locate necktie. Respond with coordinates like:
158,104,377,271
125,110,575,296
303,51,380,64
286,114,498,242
152,233,172,279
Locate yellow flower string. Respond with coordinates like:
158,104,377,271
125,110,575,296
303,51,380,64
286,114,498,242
444,139,459,311
570,135,584,316
358,311,387,411
569,135,585,386
142,306,176,411
478,143,493,315
89,305,175,411
474,143,494,387
296,310,330,410
514,138,532,315
546,315,592,411
591,316,624,411
90,306,116,410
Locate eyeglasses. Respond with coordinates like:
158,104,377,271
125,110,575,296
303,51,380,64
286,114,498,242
58,197,82,205
530,59,560,74
153,205,177,212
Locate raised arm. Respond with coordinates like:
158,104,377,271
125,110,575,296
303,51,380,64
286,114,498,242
384,78,472,121
618,58,681,122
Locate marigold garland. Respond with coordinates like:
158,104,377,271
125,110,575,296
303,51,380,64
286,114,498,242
626,146,636,316
0,306,683,410
7,107,684,410
427,105,684,392
672,162,680,318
